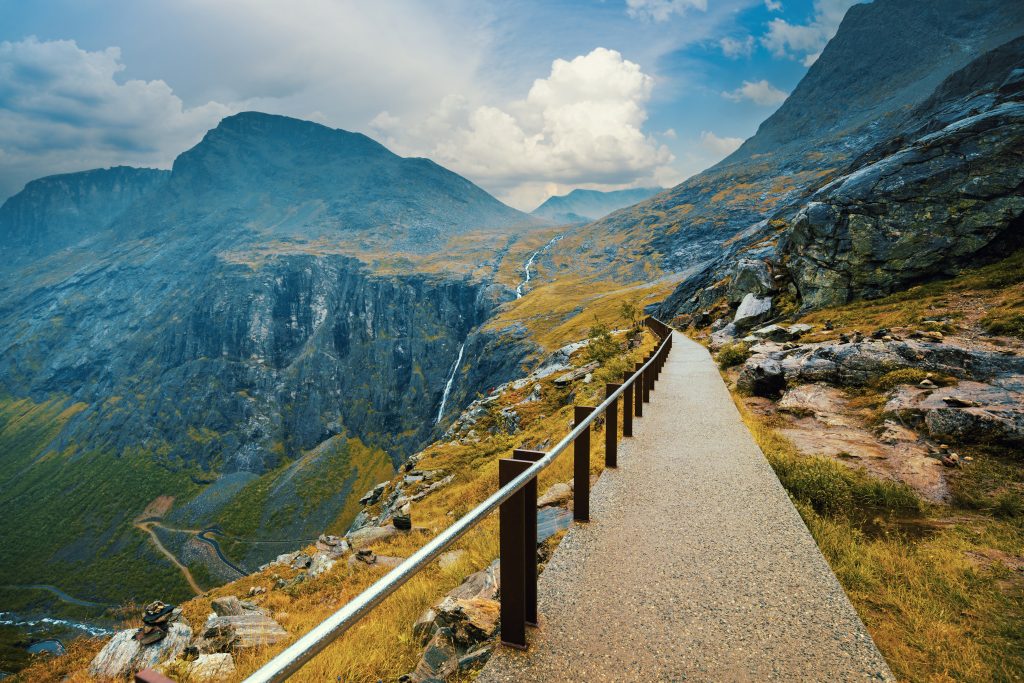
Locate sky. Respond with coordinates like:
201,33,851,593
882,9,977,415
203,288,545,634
0,0,865,210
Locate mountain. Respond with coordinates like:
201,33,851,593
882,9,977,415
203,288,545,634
0,166,168,260
531,187,662,223
126,112,530,248
0,113,537,609
553,0,1024,307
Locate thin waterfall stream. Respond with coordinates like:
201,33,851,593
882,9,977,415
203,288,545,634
435,342,466,424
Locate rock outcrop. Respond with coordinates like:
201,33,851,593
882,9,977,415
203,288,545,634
89,622,192,679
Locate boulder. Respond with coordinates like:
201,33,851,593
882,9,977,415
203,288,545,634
359,482,389,506
750,324,795,342
534,340,590,379
737,357,786,398
211,596,246,617
434,597,500,648
537,482,572,508
89,622,192,679
185,653,236,682
709,322,738,351
408,631,458,682
200,613,287,650
727,259,774,304
290,553,312,570
315,534,350,557
733,294,772,331
554,362,600,386
347,525,400,549
308,552,336,578
882,379,1024,446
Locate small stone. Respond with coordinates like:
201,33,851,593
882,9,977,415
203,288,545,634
393,514,413,531
537,482,572,508
247,586,266,597
356,549,377,564
919,379,937,389
211,597,245,617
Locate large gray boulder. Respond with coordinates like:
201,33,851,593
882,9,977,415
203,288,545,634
737,357,786,398
89,622,192,679
733,294,773,331
727,259,774,304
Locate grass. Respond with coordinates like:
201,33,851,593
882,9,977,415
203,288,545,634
737,397,1024,683
715,341,751,369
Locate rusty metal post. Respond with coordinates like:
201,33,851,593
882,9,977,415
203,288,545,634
512,448,544,626
573,406,594,522
634,363,643,417
643,356,652,403
499,458,532,648
621,371,633,436
605,383,620,467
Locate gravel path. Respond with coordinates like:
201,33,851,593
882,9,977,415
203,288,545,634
479,331,893,682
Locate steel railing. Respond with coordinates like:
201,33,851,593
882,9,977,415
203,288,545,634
139,317,674,683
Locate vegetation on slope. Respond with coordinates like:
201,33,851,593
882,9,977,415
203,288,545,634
16,313,658,682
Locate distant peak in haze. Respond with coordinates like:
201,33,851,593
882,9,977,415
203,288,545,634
532,186,663,224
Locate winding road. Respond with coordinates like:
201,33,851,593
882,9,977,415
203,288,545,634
133,519,204,595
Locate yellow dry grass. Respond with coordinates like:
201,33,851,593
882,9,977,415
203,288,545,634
735,396,1024,683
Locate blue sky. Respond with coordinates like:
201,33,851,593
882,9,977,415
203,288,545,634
0,0,864,209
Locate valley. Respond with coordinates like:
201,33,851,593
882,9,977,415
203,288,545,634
2,0,1024,680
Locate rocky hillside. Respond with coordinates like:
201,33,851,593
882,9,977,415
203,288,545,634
0,114,541,611
531,187,661,224
548,0,1024,295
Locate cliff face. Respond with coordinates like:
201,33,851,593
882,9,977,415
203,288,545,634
0,166,168,258
0,114,534,604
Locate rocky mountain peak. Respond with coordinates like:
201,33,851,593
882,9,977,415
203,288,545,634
732,0,1024,162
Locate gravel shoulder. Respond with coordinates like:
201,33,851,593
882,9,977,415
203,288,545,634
479,331,893,682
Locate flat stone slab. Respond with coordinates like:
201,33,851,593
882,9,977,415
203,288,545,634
479,332,893,682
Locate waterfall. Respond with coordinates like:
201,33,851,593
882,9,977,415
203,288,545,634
515,233,566,299
435,342,466,424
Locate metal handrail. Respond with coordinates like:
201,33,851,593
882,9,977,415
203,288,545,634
241,318,673,682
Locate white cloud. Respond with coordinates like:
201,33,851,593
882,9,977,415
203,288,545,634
760,0,864,64
0,37,230,197
764,0,783,11
625,0,708,22
719,35,755,58
372,47,675,210
722,79,788,106
700,130,744,157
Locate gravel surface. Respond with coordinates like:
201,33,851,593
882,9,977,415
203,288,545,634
479,332,894,682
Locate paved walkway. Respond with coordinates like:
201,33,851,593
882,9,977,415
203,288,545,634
479,331,893,682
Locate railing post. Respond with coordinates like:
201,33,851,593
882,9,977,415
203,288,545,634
499,457,533,648
605,384,620,467
643,356,652,403
512,448,544,626
573,406,594,522
621,371,633,436
634,363,643,417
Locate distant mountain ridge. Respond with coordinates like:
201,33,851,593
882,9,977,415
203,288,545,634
531,186,662,223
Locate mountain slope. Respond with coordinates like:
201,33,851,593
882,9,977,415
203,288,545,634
0,114,537,609
531,187,661,223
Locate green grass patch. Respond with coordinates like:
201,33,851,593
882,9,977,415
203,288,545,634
715,341,751,369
